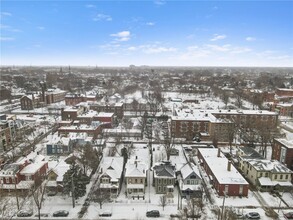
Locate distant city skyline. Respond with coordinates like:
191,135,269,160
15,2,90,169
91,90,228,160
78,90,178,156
1,1,293,67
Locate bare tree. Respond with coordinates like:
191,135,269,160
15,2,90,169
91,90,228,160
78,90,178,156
0,189,8,220
159,194,168,211
77,143,102,175
32,179,47,220
93,185,111,209
132,99,139,116
234,91,243,109
221,91,229,109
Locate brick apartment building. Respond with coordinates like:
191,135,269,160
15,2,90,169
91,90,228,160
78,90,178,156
272,137,293,171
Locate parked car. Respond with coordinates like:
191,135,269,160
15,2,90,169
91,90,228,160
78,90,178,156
53,210,69,217
99,210,112,217
146,210,160,217
285,212,293,219
47,191,57,196
17,210,33,217
245,212,260,219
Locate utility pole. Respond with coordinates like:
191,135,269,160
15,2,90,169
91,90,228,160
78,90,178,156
14,176,19,211
220,192,226,220
71,173,75,208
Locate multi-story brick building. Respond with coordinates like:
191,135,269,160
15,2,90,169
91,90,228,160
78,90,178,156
0,121,11,152
61,106,86,121
198,148,249,197
20,94,42,110
276,88,293,97
65,93,97,106
89,102,124,119
171,108,279,143
0,154,48,192
272,137,293,171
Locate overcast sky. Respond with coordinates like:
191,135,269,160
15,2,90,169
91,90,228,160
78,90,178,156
1,0,293,67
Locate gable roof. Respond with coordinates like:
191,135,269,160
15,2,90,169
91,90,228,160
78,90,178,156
125,162,147,178
180,163,201,180
153,161,175,178
99,157,124,181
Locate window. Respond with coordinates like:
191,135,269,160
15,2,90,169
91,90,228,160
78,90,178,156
285,174,288,180
265,173,268,177
259,173,263,178
187,180,190,184
239,185,243,195
274,174,277,179
135,179,137,183
158,186,161,192
280,174,283,180
140,179,143,183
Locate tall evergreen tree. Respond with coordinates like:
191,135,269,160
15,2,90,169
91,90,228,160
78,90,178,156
63,162,90,199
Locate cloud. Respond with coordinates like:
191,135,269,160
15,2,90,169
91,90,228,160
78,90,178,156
126,44,177,54
146,22,155,26
0,24,21,32
246,37,256,41
206,44,231,52
154,0,166,5
93,13,112,21
127,46,137,51
143,46,177,54
0,37,15,41
37,26,45,30
1,12,12,17
85,4,96,8
110,31,131,42
210,34,226,41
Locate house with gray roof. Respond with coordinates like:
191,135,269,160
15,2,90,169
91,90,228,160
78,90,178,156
239,157,293,191
153,161,176,194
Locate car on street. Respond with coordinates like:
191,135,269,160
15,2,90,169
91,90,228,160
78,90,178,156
146,210,160,217
53,210,69,217
285,212,293,219
47,191,57,196
245,212,260,219
17,210,33,217
99,210,112,217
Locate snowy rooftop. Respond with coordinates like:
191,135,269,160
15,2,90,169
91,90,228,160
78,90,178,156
16,153,45,165
47,134,70,146
125,160,147,178
245,159,293,173
51,160,71,182
198,148,248,185
99,157,124,180
0,164,19,176
77,110,98,118
180,163,201,180
275,138,293,148
58,124,99,131
20,161,47,175
97,112,114,117
172,109,218,122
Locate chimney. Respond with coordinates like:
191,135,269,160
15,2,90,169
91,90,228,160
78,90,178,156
217,148,221,157
135,160,137,168
227,160,232,171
